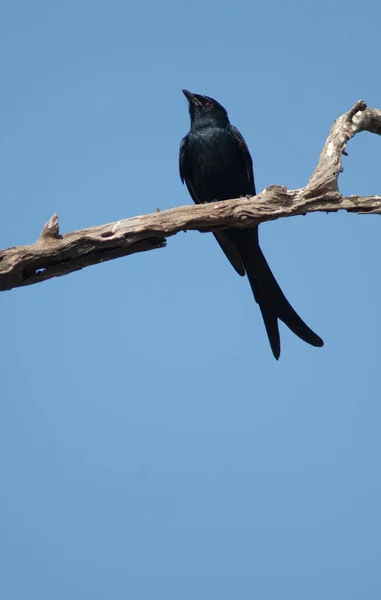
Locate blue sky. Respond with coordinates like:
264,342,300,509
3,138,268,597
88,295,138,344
1,1,381,598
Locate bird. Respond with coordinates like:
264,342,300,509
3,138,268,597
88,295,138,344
179,89,323,359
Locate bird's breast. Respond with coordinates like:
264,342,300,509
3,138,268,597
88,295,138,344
187,128,252,202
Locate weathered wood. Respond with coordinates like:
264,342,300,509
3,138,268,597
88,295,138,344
1,100,380,292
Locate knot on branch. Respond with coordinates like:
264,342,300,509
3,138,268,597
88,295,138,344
40,214,61,240
263,185,293,208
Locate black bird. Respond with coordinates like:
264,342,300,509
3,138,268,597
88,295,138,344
179,89,323,359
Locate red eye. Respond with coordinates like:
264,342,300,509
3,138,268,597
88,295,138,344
204,101,213,108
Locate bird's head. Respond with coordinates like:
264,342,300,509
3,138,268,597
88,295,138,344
182,89,229,129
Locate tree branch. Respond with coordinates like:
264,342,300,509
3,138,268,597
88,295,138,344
1,100,380,292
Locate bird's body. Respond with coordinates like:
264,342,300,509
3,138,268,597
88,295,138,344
182,126,253,201
180,89,323,359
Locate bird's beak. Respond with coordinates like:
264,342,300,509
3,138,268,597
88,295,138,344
182,89,202,106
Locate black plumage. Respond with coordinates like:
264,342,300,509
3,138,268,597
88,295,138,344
179,89,323,359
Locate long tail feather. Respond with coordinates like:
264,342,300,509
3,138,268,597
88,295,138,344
229,227,323,358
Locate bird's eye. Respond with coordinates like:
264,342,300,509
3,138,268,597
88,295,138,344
204,101,213,108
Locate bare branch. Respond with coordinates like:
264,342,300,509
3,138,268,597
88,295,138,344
1,100,380,292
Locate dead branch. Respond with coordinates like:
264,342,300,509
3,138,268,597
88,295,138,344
1,100,380,292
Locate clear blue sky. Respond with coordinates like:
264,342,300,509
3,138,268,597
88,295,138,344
1,1,380,598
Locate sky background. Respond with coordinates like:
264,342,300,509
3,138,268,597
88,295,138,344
1,1,380,598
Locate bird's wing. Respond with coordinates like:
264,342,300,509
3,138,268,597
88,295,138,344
212,232,246,276
179,136,245,276
229,126,256,195
179,136,189,183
